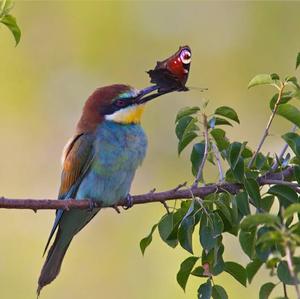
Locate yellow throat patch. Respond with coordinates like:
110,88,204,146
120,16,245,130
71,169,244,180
105,104,145,124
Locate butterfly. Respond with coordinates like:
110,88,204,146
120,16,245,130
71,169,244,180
147,46,191,92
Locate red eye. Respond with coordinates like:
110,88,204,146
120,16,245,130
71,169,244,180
116,99,126,107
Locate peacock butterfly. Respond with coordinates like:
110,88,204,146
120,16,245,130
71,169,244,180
147,45,191,92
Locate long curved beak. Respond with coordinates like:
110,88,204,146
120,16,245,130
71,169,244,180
135,85,173,104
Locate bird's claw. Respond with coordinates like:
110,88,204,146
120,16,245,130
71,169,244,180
123,194,134,210
112,205,121,214
88,199,97,211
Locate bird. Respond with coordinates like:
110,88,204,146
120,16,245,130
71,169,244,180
37,84,169,295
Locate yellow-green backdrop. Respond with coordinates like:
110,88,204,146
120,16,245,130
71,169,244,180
0,1,299,298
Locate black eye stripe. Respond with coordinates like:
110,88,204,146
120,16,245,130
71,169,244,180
116,99,126,106
114,97,136,108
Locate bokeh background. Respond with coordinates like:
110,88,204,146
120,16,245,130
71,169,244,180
1,1,300,298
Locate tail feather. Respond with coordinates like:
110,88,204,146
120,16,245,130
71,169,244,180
37,228,72,296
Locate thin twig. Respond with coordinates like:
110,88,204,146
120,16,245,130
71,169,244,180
285,244,300,299
160,201,170,214
212,142,224,182
283,283,288,298
172,182,187,192
248,83,285,168
193,113,209,187
271,125,298,171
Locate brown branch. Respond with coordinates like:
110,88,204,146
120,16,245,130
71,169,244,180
0,166,296,211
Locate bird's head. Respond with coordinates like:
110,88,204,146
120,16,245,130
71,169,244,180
77,84,166,132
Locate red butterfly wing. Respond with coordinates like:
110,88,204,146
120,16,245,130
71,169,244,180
148,45,191,92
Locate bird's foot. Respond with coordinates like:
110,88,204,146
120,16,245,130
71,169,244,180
112,205,121,214
88,199,98,211
123,194,134,210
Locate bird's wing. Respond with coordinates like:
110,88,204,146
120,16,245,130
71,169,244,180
43,133,95,255
58,133,94,199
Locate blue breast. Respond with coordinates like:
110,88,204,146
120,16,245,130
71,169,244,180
76,120,147,205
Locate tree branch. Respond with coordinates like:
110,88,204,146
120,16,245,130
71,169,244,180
0,166,296,211
248,82,285,168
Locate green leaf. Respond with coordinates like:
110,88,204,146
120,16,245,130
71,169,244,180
191,142,205,176
285,76,300,89
231,195,239,226
232,158,244,183
296,52,300,70
246,259,263,283
214,106,240,124
224,261,247,287
208,117,232,128
282,132,300,157
176,256,199,291
175,116,198,140
270,73,280,80
167,202,191,241
191,266,206,277
283,203,300,219
178,215,195,254
277,260,300,285
215,200,232,223
211,128,230,151
256,230,283,247
140,224,157,255
244,178,261,208
248,74,277,89
199,213,223,251
277,104,300,127
255,227,273,262
240,214,280,231
198,280,212,299
228,142,244,169
178,131,198,154
200,215,217,251
269,92,293,110
211,213,224,237
212,243,226,275
0,14,21,45
212,285,228,299
259,282,276,299
294,165,300,184
235,192,250,216
239,229,256,259
261,195,275,212
268,185,298,204
176,106,200,123
158,214,178,248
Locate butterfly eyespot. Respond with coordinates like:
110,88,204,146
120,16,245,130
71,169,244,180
180,49,191,64
116,99,126,107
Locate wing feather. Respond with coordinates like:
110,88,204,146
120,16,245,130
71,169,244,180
43,133,94,255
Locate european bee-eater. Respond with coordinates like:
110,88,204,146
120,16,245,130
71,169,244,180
37,84,168,294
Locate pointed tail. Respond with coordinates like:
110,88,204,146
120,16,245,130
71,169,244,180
37,228,72,296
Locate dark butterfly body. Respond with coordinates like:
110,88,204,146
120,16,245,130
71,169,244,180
147,45,191,92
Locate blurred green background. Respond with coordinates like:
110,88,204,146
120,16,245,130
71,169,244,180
1,1,300,298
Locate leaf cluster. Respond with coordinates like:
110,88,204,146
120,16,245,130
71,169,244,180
140,53,300,299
